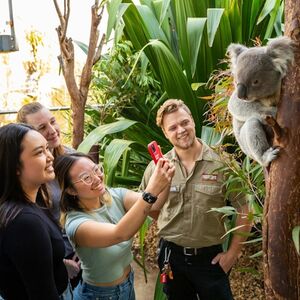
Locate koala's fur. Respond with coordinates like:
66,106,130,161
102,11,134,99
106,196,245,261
227,37,294,166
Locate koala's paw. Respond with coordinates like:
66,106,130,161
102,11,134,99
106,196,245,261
260,147,280,166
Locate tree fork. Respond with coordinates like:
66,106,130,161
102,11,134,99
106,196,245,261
263,1,300,299
53,0,105,148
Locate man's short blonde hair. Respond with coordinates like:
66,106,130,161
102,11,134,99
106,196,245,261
156,99,192,128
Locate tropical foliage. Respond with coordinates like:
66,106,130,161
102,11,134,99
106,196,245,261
76,1,284,297
80,0,284,184
79,39,167,187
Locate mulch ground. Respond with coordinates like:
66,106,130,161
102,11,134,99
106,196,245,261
133,221,265,300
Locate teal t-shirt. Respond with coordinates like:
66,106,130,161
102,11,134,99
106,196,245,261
65,187,133,283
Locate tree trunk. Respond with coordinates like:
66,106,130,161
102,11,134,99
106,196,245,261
53,0,105,149
71,94,85,149
263,1,300,299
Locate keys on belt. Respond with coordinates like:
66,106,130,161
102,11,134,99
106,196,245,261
160,247,173,283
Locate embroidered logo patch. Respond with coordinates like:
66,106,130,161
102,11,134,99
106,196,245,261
201,174,217,181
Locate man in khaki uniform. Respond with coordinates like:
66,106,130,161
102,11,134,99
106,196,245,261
140,99,252,300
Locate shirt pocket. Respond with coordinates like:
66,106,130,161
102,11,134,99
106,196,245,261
194,184,223,195
193,183,224,210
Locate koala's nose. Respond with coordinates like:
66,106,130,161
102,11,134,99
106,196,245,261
237,84,247,99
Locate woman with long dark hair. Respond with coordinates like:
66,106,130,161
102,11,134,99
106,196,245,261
0,123,68,299
17,102,81,285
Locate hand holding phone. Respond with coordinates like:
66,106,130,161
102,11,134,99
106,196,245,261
148,141,163,164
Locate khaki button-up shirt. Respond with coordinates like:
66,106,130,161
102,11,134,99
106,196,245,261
140,140,247,248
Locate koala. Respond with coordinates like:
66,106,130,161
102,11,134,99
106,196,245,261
227,37,294,166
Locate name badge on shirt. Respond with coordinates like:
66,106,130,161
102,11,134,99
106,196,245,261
170,185,180,192
201,174,218,181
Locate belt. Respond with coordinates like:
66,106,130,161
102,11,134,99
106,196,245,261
163,240,222,256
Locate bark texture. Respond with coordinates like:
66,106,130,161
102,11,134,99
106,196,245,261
53,0,105,148
263,1,300,299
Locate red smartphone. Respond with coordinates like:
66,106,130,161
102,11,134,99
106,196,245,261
148,141,163,164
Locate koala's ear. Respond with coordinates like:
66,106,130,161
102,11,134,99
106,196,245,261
227,43,248,73
266,36,295,77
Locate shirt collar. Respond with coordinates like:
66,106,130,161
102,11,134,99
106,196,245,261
169,138,216,162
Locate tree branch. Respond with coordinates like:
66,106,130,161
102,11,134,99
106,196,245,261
53,0,63,23
53,0,106,147
53,0,80,100
80,1,105,92
62,0,70,41
94,33,106,64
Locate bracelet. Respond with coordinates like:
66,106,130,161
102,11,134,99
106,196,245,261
142,191,157,204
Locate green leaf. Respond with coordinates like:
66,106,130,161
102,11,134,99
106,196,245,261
139,217,152,282
173,0,193,80
292,226,300,254
113,3,131,45
104,139,140,186
106,0,123,41
140,52,149,77
78,119,137,153
263,0,281,40
159,0,171,25
228,0,242,42
121,148,130,177
149,39,203,131
187,17,207,77
154,272,167,300
274,1,284,36
124,38,203,135
191,82,206,91
242,237,263,244
207,8,224,47
201,125,223,146
122,2,155,55
250,250,263,258
220,224,248,239
257,0,276,25
73,40,88,55
208,206,237,216
136,5,169,44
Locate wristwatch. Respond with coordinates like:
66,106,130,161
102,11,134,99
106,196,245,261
142,191,157,204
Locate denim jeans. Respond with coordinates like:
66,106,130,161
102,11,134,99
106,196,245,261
59,282,73,300
73,270,135,300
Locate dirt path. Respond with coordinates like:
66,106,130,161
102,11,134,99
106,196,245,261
133,261,158,300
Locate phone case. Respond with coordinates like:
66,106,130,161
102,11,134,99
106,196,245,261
148,141,163,164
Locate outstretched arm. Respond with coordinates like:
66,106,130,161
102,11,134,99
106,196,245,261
74,159,175,248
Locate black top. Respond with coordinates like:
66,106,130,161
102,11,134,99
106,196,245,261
0,204,68,299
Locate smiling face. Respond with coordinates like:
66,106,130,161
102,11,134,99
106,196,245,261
68,157,106,203
162,107,196,150
25,108,61,149
18,130,55,195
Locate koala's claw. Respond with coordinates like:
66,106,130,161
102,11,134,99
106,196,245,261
261,147,280,166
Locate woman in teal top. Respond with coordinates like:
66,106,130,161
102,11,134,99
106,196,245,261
54,153,174,300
